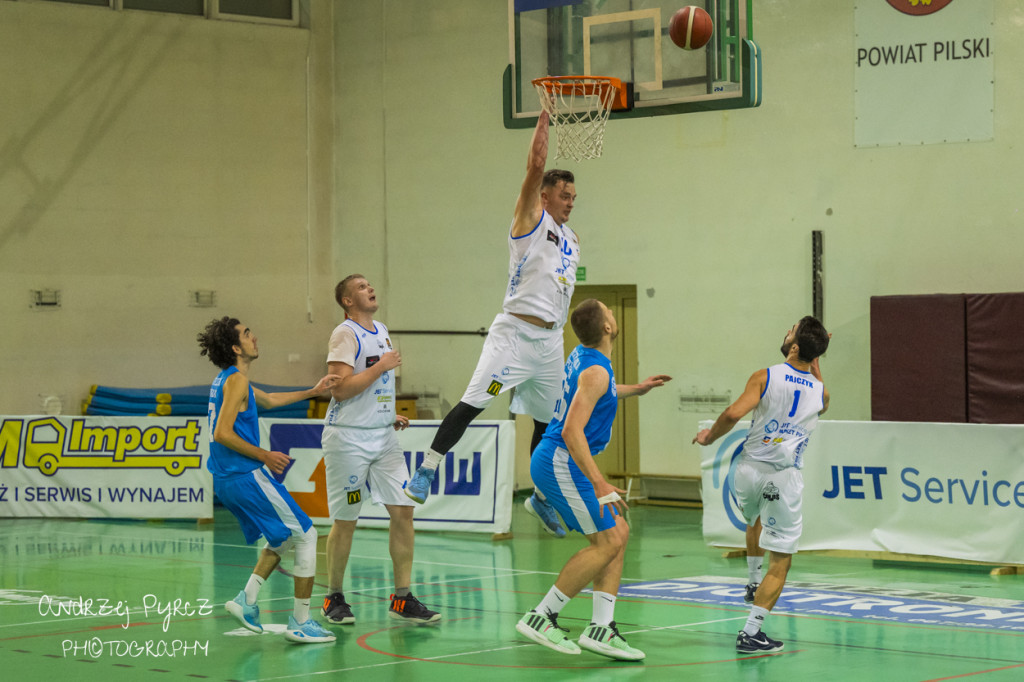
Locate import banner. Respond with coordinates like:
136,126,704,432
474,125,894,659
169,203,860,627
701,420,1024,565
0,415,211,518
260,419,515,534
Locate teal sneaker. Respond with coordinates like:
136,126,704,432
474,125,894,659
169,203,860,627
404,466,436,503
516,610,580,655
284,616,336,644
525,494,567,538
578,621,645,661
225,591,262,633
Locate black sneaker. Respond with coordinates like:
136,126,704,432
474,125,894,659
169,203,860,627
389,593,441,623
736,630,784,654
321,592,355,625
744,583,759,604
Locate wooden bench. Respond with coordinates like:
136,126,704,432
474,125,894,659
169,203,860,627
606,471,702,508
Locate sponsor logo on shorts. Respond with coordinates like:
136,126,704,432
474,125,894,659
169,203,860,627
347,490,361,505
486,380,503,396
763,482,780,502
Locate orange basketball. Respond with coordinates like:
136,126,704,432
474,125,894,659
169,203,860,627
669,6,714,50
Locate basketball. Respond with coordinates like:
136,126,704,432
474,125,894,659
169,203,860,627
669,6,714,50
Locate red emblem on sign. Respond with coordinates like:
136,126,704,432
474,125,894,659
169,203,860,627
886,0,954,16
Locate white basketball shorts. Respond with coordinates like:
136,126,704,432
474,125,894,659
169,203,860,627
321,425,413,521
460,313,564,423
731,457,803,555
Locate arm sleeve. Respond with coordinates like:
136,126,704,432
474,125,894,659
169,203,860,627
326,325,358,366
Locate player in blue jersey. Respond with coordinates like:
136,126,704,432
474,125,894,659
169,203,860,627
693,316,830,655
515,299,671,661
198,316,338,644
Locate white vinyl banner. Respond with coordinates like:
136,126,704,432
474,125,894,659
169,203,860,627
854,0,993,147
260,419,515,534
0,415,212,518
701,420,1024,565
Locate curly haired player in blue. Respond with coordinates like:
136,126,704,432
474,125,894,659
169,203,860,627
198,316,337,644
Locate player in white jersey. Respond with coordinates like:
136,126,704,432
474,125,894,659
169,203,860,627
693,316,830,655
319,275,441,626
404,110,579,538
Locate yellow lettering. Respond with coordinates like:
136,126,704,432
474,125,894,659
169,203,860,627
113,427,142,461
78,426,117,452
167,420,202,452
0,420,23,467
142,427,167,452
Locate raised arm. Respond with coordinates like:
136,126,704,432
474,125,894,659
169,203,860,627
511,110,550,238
692,368,766,447
810,356,830,415
617,374,673,398
252,374,337,410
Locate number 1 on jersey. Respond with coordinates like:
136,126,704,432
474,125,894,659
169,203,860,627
788,390,801,418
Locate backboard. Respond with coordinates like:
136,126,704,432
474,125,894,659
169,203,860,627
505,0,760,128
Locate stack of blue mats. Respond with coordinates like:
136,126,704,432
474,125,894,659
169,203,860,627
82,384,315,418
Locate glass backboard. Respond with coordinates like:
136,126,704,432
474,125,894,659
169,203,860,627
505,0,760,128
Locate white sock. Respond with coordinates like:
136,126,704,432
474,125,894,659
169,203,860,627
537,585,570,616
591,591,616,626
293,597,310,623
743,605,769,636
421,449,444,471
243,574,264,605
747,555,763,584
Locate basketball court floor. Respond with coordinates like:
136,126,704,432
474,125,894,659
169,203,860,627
3,498,1023,681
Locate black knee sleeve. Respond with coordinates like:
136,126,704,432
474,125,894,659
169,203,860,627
430,401,484,453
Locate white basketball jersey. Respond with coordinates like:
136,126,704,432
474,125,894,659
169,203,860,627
324,319,396,429
741,362,825,470
502,210,580,329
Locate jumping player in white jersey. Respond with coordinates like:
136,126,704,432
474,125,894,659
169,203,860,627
198,316,337,644
693,316,830,654
320,275,441,626
404,111,581,537
515,299,670,661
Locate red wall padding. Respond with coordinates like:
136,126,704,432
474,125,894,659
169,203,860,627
870,294,967,422
965,293,1024,424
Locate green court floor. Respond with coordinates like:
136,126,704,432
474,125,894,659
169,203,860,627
3,498,1023,681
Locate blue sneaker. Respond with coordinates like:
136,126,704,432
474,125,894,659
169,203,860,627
284,616,337,644
525,494,566,538
225,591,262,633
736,629,784,654
404,466,436,503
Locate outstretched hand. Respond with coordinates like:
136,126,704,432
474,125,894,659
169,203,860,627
634,374,673,396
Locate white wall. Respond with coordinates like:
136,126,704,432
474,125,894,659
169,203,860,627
3,1,1022,480
333,1,1024,476
0,0,337,415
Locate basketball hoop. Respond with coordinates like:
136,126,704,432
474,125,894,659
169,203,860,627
533,76,623,162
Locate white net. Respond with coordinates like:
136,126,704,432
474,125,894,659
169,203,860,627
533,77,617,162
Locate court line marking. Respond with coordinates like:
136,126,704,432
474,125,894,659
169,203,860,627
251,616,754,680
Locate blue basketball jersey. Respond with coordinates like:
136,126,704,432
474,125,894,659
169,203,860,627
542,345,617,455
207,366,262,477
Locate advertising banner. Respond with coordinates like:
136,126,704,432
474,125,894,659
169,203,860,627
854,0,994,147
0,416,211,518
701,420,1024,565
260,419,515,534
